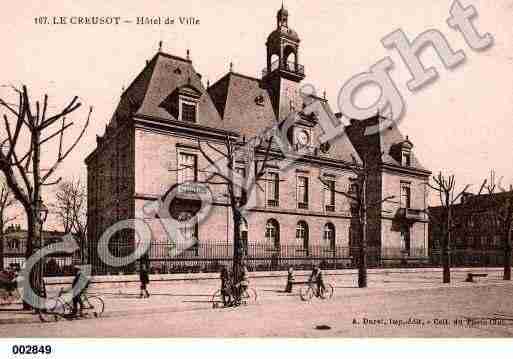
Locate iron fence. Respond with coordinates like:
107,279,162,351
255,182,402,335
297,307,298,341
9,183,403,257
87,243,436,275
8,242,507,276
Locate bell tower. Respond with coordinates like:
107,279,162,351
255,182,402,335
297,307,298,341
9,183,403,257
263,5,305,121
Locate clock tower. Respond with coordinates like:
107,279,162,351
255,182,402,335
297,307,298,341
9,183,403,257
262,5,306,121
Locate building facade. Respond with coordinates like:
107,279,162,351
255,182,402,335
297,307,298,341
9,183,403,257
429,191,511,266
1,225,72,273
85,7,431,273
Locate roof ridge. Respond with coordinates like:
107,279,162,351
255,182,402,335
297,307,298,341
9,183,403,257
157,51,192,63
230,71,261,82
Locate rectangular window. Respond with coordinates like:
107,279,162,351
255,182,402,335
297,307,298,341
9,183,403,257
402,152,411,167
181,102,197,123
324,179,335,212
400,183,411,209
266,172,279,207
179,153,197,183
297,176,309,209
400,228,411,254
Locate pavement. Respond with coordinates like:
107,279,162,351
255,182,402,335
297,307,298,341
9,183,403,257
1,267,510,335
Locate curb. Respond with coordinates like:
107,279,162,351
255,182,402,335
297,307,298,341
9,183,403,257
44,267,505,286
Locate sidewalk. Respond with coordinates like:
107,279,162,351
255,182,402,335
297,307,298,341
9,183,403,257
1,267,508,326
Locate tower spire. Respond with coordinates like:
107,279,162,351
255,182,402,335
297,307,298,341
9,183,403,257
277,2,289,28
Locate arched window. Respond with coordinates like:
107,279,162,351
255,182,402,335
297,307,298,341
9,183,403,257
284,45,296,69
265,219,280,250
296,221,309,255
240,218,248,255
323,223,336,251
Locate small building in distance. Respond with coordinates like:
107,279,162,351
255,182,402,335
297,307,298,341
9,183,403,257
428,191,510,266
1,224,75,274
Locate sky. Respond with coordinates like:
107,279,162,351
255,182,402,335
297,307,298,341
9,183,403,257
0,0,512,229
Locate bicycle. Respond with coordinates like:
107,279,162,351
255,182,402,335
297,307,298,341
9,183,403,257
0,284,21,306
299,281,334,301
39,288,104,322
212,285,258,308
0,271,21,306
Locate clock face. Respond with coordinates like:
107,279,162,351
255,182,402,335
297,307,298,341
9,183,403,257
296,130,309,146
320,142,331,153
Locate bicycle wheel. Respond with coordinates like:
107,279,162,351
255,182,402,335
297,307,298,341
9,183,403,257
85,296,104,318
0,291,11,306
52,298,69,320
38,298,60,322
319,283,334,300
300,286,314,301
211,290,222,309
240,288,257,305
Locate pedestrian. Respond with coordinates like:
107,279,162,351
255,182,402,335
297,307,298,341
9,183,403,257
285,266,294,293
220,265,232,307
71,266,89,317
139,262,150,298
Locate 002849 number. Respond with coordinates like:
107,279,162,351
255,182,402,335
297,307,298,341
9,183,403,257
11,345,52,355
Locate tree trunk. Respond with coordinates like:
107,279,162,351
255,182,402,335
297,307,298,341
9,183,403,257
442,231,451,283
358,246,367,288
22,209,44,311
504,228,512,281
232,209,242,282
442,208,452,284
358,191,367,288
0,225,4,272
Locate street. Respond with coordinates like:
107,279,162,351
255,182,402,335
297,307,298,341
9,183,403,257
1,270,513,337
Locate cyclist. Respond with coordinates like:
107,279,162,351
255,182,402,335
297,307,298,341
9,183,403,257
71,266,90,317
309,264,325,297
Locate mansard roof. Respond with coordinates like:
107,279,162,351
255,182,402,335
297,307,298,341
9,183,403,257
345,114,429,173
208,71,362,164
114,52,224,131
208,72,277,138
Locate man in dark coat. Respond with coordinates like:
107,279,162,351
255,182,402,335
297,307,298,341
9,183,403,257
139,262,150,298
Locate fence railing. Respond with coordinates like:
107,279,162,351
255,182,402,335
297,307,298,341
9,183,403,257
86,243,436,275
11,242,508,276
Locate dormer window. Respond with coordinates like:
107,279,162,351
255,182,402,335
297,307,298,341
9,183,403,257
180,101,197,123
402,151,411,167
393,136,414,168
162,84,202,123
294,127,312,151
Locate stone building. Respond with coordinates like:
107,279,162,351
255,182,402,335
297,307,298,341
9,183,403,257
428,191,511,266
85,7,431,272
0,225,71,273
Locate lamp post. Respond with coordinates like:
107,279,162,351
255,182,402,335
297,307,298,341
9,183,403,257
36,197,48,300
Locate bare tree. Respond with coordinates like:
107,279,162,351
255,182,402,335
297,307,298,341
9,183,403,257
425,172,471,283
0,85,91,308
479,170,513,281
0,178,18,270
195,134,277,282
53,178,87,262
319,153,394,288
